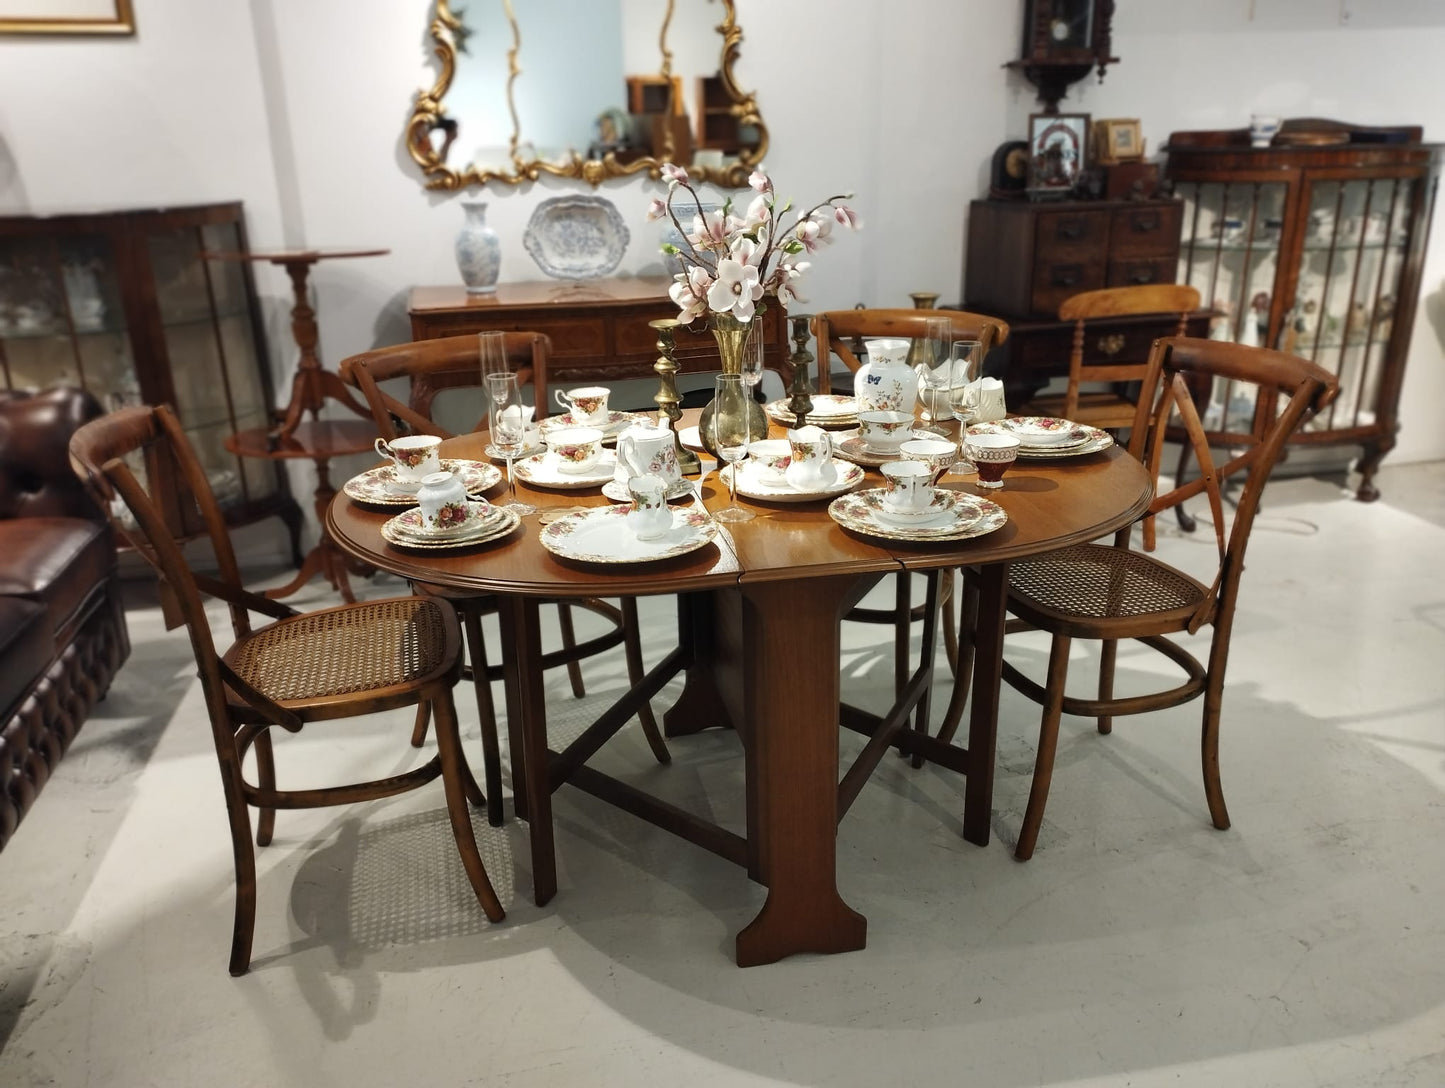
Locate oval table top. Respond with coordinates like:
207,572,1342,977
326,413,1153,598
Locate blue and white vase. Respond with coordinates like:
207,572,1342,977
456,201,501,295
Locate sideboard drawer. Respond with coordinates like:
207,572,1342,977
1030,258,1106,315
1109,203,1183,257
1034,210,1109,260
1106,257,1175,289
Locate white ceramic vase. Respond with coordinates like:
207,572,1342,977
854,338,918,413
456,201,501,295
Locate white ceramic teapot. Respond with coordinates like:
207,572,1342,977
615,420,682,489
784,425,837,491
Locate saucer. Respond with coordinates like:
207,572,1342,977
600,477,694,503
513,451,619,489
538,410,649,437
829,488,1006,542
540,504,718,564
722,458,865,502
344,459,503,507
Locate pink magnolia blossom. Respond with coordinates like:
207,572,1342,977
707,258,763,321
669,265,713,322
646,198,668,222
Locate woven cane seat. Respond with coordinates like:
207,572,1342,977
229,597,452,704
1007,544,1207,634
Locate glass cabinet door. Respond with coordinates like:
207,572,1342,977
1175,180,1288,440
1292,177,1413,434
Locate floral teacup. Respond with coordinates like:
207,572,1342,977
544,426,604,474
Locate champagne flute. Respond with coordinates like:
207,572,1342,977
948,339,983,474
711,373,755,523
486,372,536,516
915,316,954,429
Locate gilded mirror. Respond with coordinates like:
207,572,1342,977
406,0,768,189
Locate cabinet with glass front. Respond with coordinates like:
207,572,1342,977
0,202,298,541
1165,120,1440,501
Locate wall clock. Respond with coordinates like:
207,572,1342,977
1009,0,1117,113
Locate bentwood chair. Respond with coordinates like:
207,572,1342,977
69,404,504,975
966,337,1336,859
812,308,1010,695
340,335,670,813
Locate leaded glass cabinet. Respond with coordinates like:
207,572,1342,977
1165,120,1440,501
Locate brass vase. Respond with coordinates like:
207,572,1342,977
698,309,769,458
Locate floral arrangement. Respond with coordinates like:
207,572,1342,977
648,163,859,323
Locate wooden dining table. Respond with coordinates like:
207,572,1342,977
326,411,1152,966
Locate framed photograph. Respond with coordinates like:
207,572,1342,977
1094,118,1144,165
1027,113,1089,195
0,0,134,35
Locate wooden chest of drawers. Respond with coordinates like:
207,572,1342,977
964,198,1183,318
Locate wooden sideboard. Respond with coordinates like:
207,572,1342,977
408,278,788,406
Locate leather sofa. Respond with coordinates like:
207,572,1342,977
0,388,130,850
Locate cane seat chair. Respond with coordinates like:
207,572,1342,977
988,337,1336,859
340,335,670,812
812,308,1010,694
69,404,504,975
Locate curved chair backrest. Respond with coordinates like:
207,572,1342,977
810,309,1010,394
339,332,552,440
1127,336,1337,635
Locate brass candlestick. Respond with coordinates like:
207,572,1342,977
786,313,815,430
649,316,700,474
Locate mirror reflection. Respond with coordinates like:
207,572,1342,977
408,0,767,189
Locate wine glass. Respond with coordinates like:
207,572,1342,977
947,339,983,474
915,316,954,429
485,372,536,517
711,373,755,522
739,318,765,400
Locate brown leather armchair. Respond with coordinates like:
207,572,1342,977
0,387,130,850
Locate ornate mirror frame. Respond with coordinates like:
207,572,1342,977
405,0,769,190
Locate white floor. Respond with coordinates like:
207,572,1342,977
2,463,1443,1088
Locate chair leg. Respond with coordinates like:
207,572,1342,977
410,702,431,748
621,597,670,764
1097,639,1117,735
936,569,980,747
431,690,506,923
1201,671,1231,831
462,608,505,827
556,602,587,698
1015,633,1072,862
940,569,959,677
253,732,276,848
225,779,259,976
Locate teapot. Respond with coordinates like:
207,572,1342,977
615,420,682,489
784,425,837,491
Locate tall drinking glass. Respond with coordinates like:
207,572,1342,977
948,339,983,474
711,373,755,523
916,316,954,427
486,372,536,516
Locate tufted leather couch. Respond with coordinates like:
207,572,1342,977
0,388,129,851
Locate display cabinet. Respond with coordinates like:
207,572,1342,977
1165,120,1441,501
0,202,298,540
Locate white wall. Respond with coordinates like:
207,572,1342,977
2,0,1443,515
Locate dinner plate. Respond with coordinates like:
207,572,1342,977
828,488,1006,542
764,395,859,427
537,410,648,437
600,477,694,503
721,458,865,502
380,505,520,550
540,504,718,564
969,422,1114,459
997,416,1091,449
343,459,502,507
513,451,619,489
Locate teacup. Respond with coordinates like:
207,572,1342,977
746,439,792,484
784,425,836,491
626,474,671,540
374,434,442,484
554,385,611,424
858,410,914,453
965,432,1020,489
545,426,605,473
899,437,957,483
880,461,935,512
415,470,480,533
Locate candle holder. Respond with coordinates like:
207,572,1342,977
649,316,701,474
786,313,815,430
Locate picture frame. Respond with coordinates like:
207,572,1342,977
0,0,134,35
1027,112,1089,195
1093,118,1144,165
